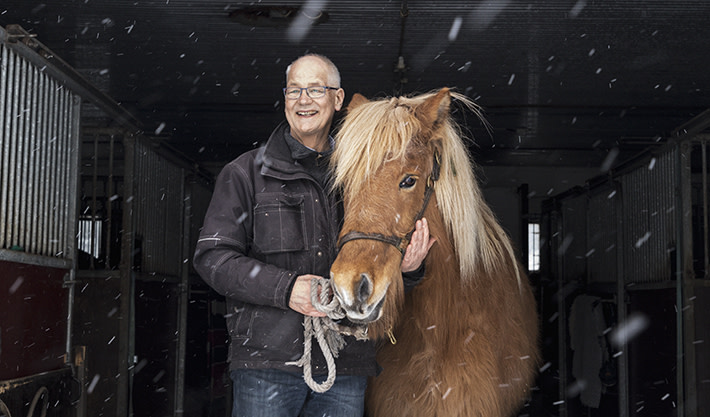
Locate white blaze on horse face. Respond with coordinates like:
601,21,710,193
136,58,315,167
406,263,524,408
329,270,354,307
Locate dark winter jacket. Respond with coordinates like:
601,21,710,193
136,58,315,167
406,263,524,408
193,122,378,376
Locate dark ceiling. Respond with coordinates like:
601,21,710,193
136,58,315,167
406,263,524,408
3,1,710,174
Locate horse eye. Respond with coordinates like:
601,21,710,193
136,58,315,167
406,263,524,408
399,176,417,189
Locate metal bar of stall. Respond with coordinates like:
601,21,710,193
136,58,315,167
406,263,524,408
34,68,44,253
556,206,568,417
135,142,145,271
10,52,21,247
16,55,27,249
22,60,36,253
55,83,67,256
22,55,32,250
62,88,75,255
44,79,55,255
53,84,66,256
14,56,25,249
519,184,529,271
1,46,10,247
47,84,59,256
679,140,697,417
9,54,20,247
168,162,182,276
0,45,8,248
54,88,65,256
28,59,39,253
57,88,70,257
615,179,629,417
147,148,157,272
702,138,709,279
105,134,116,269
675,141,688,417
7,52,20,248
66,92,82,383
36,66,48,254
24,56,33,251
119,135,137,417
27,63,39,254
32,64,43,252
138,142,148,271
39,75,55,256
156,152,163,272
91,134,99,269
174,171,189,417
34,68,43,254
634,169,645,281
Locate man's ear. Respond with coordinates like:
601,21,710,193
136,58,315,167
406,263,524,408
334,88,345,111
347,93,369,113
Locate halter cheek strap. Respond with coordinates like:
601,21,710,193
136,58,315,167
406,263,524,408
337,149,441,257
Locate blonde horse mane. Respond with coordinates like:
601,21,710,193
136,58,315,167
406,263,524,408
332,90,521,284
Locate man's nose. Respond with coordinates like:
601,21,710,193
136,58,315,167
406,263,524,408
298,91,313,103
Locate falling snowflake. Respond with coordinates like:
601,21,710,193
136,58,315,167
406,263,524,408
610,313,650,348
448,17,463,42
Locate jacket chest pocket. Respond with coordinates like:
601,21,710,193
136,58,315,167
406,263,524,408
253,193,308,254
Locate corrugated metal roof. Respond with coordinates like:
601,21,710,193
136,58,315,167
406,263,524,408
2,0,709,170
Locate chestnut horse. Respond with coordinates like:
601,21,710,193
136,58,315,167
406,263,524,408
329,88,539,417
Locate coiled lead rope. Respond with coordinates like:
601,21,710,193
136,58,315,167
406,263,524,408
286,277,368,393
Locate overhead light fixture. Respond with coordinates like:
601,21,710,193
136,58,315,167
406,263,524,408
228,5,329,27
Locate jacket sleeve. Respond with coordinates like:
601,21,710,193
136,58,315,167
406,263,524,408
193,159,296,310
402,263,426,293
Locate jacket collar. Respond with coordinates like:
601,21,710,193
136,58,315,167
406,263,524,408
260,121,333,176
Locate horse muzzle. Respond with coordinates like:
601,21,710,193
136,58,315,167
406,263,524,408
331,272,387,324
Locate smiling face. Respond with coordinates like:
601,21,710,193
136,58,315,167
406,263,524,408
284,56,344,150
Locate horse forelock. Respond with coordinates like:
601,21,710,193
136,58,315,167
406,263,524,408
332,97,422,195
333,90,520,285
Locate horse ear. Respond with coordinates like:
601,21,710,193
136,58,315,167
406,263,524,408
419,87,451,129
348,93,369,112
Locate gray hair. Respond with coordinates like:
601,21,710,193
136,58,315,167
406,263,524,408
285,54,341,88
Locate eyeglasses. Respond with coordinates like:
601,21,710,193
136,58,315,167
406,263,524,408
283,86,339,100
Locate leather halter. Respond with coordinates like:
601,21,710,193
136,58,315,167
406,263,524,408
337,149,441,257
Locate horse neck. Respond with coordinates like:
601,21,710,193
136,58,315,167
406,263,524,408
419,197,461,298
410,199,525,340
393,202,465,352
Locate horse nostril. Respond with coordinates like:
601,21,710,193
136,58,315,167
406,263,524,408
357,273,372,304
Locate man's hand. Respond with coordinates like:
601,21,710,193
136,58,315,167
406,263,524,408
288,274,328,317
401,218,436,273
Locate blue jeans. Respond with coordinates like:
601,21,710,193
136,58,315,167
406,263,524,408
230,369,367,417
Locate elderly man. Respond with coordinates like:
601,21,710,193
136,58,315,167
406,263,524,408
193,54,433,417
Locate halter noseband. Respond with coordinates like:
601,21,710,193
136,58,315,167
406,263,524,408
337,149,441,257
